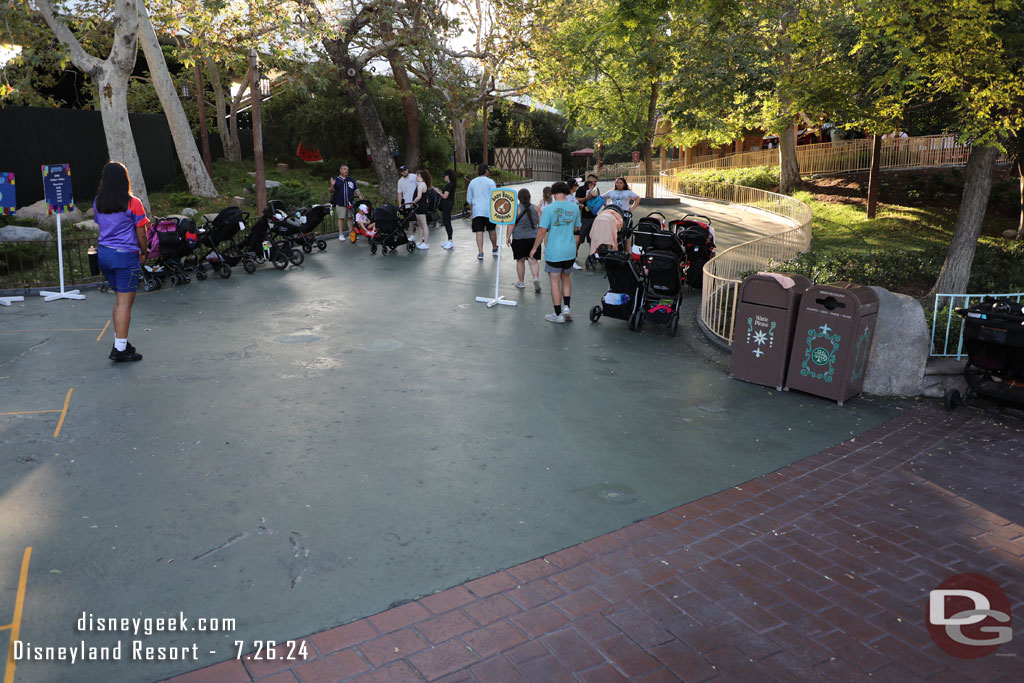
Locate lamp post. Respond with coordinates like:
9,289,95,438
249,49,267,214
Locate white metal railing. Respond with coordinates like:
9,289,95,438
619,176,813,345
930,292,1024,359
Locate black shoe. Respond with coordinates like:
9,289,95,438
109,343,142,362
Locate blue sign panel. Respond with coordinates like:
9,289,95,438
0,172,14,215
42,163,74,215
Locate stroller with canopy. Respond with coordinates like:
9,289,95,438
670,214,717,290
945,297,1024,411
240,205,306,270
199,206,255,277
631,224,685,336
273,204,330,253
369,203,417,255
588,250,642,326
141,217,202,290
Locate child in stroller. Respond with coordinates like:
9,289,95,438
349,202,376,243
369,203,417,255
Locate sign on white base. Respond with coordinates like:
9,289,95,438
0,296,24,306
475,188,519,309
38,212,85,302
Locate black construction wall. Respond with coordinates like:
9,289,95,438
0,105,178,209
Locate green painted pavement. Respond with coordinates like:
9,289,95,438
0,191,903,682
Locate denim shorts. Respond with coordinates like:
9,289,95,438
98,245,141,293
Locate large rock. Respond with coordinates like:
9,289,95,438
74,219,98,231
264,180,281,189
0,225,53,242
863,286,930,396
182,208,199,218
1002,229,1018,239
16,199,85,227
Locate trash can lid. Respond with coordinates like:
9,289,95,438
740,272,812,308
805,282,879,315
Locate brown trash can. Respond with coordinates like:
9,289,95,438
730,273,812,390
785,282,880,405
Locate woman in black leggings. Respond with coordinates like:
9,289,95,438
438,169,456,250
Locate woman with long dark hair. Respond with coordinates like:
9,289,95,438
94,161,149,362
508,188,542,292
412,169,432,249
438,169,456,249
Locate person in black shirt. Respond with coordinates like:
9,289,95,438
438,169,457,249
573,173,600,268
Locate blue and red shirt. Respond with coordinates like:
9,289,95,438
95,196,149,252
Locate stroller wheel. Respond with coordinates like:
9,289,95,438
272,253,289,270
589,306,602,322
195,268,208,281
218,264,232,279
585,256,596,271
143,279,156,292
944,388,962,411
168,274,180,287
243,259,257,274
317,240,327,251
289,249,304,266
182,275,191,284
669,312,680,337
407,242,416,252
302,243,313,254
371,244,378,255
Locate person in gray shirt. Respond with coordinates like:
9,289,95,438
507,188,542,292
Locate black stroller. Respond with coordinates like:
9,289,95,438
588,250,642,326
632,227,685,336
369,203,417,255
945,297,1024,411
274,203,330,254
670,214,717,290
199,206,255,277
242,205,305,270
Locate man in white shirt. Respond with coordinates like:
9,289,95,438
465,164,498,260
396,165,420,242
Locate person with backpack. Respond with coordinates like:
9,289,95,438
329,164,362,241
412,169,434,250
508,188,542,292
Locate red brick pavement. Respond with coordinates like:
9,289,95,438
165,402,1024,682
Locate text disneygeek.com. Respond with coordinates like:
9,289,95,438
11,612,310,663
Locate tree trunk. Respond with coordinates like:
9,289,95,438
482,93,489,168
1016,159,1023,240
388,50,421,170
323,40,396,197
866,133,882,219
208,59,238,163
194,62,211,174
452,113,468,166
930,144,999,296
97,66,149,208
136,0,216,197
643,79,659,197
778,122,800,195
229,69,249,162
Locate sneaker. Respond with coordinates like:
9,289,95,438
514,281,526,289
416,242,430,250
338,234,346,241
562,305,573,320
109,343,142,362
572,262,582,270
533,278,542,292
492,247,499,256
442,241,454,250
408,234,416,242
477,252,484,260
544,313,565,324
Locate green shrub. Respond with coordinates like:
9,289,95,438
168,191,200,206
270,179,319,208
676,165,780,191
768,247,940,294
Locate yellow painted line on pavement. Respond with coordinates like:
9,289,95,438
0,624,10,632
4,547,32,683
96,320,111,342
53,388,73,439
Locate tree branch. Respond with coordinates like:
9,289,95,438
35,0,104,75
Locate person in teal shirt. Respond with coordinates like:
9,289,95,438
531,181,581,323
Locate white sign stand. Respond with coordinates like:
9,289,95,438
0,296,24,306
476,188,518,309
39,212,85,302
475,223,517,308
